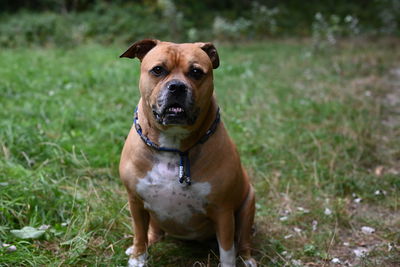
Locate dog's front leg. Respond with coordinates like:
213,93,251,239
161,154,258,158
127,196,150,267
215,210,236,267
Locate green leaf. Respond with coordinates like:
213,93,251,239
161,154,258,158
10,226,46,239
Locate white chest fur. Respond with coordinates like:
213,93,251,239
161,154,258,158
136,131,211,225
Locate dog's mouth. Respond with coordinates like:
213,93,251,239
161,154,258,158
153,103,190,125
164,104,186,117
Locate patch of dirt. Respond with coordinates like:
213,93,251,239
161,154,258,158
34,240,60,253
326,66,400,266
328,201,400,266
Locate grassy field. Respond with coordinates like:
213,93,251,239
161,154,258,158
0,39,399,266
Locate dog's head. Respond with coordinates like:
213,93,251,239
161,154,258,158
121,39,219,126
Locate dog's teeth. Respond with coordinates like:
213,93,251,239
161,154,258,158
168,107,183,112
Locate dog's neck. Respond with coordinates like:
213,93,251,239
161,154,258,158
137,98,218,151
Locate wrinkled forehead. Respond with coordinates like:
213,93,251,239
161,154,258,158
141,43,212,69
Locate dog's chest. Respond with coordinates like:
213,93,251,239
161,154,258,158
136,152,211,224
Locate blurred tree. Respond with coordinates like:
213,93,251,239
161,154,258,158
0,0,398,42
0,0,96,12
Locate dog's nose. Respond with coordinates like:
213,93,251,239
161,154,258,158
167,80,187,94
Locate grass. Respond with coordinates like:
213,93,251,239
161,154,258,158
0,39,399,266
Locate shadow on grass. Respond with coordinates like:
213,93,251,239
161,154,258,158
147,237,220,266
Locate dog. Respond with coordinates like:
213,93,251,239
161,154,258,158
119,39,256,267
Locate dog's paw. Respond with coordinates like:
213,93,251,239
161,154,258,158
125,246,148,267
243,258,257,267
128,253,148,267
125,246,134,256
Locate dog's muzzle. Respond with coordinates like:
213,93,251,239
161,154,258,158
153,79,198,125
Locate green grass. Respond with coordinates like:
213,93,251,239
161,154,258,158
1,40,399,266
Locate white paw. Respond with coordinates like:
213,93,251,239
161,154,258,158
128,253,148,267
244,258,257,267
219,244,236,267
125,246,148,267
125,246,134,256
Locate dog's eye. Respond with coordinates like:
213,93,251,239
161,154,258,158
189,67,204,80
150,66,166,77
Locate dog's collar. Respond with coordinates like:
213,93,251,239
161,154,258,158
134,107,220,186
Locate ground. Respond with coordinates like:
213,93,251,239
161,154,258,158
0,39,399,266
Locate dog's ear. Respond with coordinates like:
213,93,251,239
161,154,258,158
120,39,159,61
198,42,219,69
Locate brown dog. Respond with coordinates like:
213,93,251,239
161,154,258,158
119,39,256,267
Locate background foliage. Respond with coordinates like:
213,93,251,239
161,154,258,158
0,0,399,47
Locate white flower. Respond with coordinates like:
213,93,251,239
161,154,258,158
294,227,302,233
291,259,303,266
297,207,310,213
38,224,51,230
2,243,17,252
324,208,332,215
279,216,288,221
361,226,375,234
312,220,318,231
353,247,368,257
284,234,293,239
374,190,387,196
